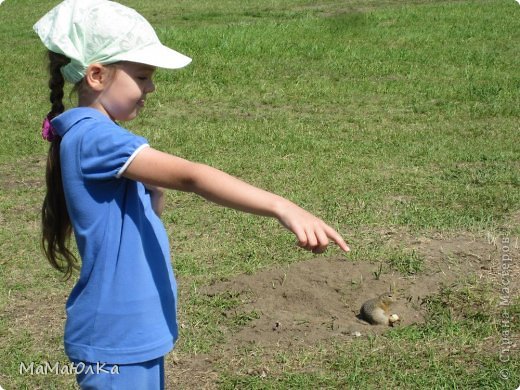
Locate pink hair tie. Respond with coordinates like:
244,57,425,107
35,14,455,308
41,116,56,142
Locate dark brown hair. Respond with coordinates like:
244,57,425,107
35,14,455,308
41,51,78,279
41,55,121,278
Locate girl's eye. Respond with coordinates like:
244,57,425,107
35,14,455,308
137,76,148,81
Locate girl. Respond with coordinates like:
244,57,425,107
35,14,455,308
34,0,350,388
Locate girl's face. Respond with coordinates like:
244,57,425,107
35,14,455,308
97,62,156,122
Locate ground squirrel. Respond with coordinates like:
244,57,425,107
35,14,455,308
360,292,396,326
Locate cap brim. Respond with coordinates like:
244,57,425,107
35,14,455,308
116,43,192,69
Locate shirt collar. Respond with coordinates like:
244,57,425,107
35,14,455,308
51,107,113,137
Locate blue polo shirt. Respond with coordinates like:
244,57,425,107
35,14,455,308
52,107,178,364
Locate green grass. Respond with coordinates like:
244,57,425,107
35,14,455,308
1,0,519,388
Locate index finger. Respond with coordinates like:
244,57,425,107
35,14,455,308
324,225,350,253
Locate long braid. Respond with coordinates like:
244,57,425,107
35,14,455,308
48,52,66,117
41,51,78,279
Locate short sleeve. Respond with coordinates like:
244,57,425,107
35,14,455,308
79,124,149,180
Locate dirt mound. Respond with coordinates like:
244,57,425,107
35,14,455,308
201,234,497,348
204,257,417,345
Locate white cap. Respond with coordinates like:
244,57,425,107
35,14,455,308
33,0,192,83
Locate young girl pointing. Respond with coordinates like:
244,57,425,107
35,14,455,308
34,0,349,388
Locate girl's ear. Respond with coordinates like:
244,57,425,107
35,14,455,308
84,63,111,92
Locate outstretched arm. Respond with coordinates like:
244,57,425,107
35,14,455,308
123,147,350,254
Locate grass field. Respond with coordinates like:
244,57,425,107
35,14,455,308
0,0,519,389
